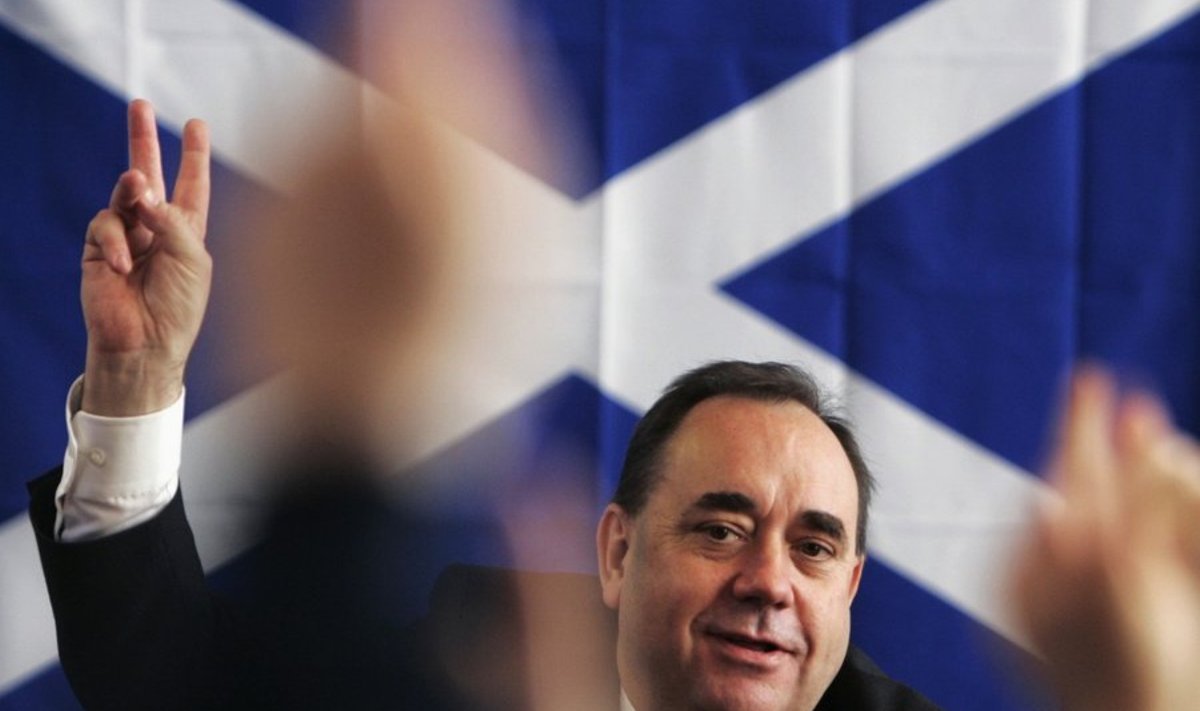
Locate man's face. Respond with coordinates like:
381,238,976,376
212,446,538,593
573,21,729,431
598,396,865,711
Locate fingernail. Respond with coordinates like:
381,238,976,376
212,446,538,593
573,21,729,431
142,189,159,207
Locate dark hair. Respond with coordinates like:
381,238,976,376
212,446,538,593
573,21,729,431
612,361,874,555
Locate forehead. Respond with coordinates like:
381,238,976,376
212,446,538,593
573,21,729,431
654,396,859,523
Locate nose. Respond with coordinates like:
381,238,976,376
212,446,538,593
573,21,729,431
730,540,795,608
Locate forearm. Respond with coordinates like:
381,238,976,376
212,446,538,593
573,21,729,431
81,347,185,416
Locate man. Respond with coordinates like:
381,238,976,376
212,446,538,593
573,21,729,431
597,361,938,711
30,100,940,710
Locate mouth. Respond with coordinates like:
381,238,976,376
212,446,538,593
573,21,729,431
706,629,796,660
719,633,783,653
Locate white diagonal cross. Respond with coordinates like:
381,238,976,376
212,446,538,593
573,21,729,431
2,0,1197,695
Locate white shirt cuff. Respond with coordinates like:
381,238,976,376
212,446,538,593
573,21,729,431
55,375,184,542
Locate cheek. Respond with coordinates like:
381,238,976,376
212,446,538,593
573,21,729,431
802,582,855,644
625,545,717,637
618,553,691,679
627,548,686,617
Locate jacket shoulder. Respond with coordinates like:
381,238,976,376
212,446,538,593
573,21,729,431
816,645,942,711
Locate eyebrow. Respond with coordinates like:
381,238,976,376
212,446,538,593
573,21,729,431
799,510,846,544
690,491,847,544
693,491,757,514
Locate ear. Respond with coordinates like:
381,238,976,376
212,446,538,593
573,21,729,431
847,554,866,603
596,503,632,610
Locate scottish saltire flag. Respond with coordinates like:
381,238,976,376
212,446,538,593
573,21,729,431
3,0,1200,708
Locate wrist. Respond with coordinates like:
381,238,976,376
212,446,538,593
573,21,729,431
81,350,185,416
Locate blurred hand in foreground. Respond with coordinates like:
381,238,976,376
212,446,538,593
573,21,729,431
232,0,584,463
226,3,610,708
1011,367,1200,711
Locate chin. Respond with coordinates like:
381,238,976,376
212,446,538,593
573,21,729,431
687,679,796,711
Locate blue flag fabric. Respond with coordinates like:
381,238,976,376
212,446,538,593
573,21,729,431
2,1,1199,708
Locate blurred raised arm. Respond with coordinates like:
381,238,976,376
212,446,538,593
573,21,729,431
1010,367,1200,711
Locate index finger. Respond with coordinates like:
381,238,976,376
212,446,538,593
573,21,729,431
171,118,211,233
128,99,167,202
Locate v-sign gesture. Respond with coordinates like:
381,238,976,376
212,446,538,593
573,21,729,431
81,99,212,416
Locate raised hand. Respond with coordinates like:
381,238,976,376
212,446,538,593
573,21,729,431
1010,368,1200,711
80,99,211,415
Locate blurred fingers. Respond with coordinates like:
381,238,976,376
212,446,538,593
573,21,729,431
1113,393,1200,561
1113,392,1172,529
1152,434,1200,571
1054,366,1120,525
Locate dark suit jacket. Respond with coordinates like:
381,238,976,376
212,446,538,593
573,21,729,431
29,466,940,711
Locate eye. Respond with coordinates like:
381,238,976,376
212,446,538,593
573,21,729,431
795,540,835,560
698,523,745,544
